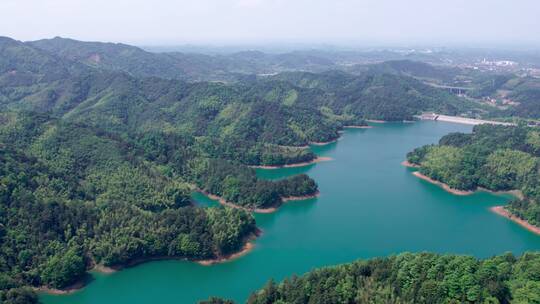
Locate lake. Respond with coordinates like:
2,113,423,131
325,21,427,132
41,121,540,304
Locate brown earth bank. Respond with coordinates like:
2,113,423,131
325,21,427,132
478,188,524,200
249,156,333,169
37,229,262,295
404,163,524,200
401,160,420,168
92,264,116,274
197,230,261,266
366,119,387,123
412,171,474,195
200,190,319,214
252,124,375,168
310,139,339,146
281,191,320,202
343,125,373,129
491,206,540,235
408,166,539,236
34,279,88,295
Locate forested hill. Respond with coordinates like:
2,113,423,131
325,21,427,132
17,37,540,121
269,70,473,121
364,60,460,82
0,36,490,303
1,36,478,154
0,109,321,300
28,37,217,81
241,252,540,304
407,124,540,228
27,37,336,82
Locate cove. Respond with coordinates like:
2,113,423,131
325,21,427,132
41,121,540,304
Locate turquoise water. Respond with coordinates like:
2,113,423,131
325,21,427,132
42,121,540,304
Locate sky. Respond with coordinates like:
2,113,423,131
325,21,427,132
2,0,540,47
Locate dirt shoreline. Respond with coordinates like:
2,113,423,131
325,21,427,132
92,264,116,274
310,139,339,146
282,191,320,202
251,124,375,169
201,190,319,214
407,165,536,234
366,119,387,123
491,206,540,235
343,125,373,129
37,230,261,295
407,167,524,200
478,188,524,200
34,280,87,295
412,171,473,195
401,160,420,168
197,242,254,266
404,163,524,200
249,156,333,169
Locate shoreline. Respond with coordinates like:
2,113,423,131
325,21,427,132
197,242,254,266
250,156,333,169
92,264,116,274
33,280,87,295
366,119,387,123
409,166,539,235
196,230,261,265
310,139,339,146
491,206,540,235
401,160,420,168
412,171,473,195
251,124,376,169
281,191,320,202
343,125,373,129
37,230,261,295
478,188,524,200
201,190,319,214
404,163,524,200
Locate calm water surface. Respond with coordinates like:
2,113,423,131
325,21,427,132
42,121,540,304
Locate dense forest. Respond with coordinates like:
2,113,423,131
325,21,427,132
0,115,261,300
0,102,323,296
1,35,540,303
268,70,473,121
242,252,540,304
0,36,341,302
407,124,540,227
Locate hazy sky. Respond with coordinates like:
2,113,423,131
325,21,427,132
2,0,540,47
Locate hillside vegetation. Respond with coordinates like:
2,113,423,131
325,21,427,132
201,252,540,304
0,36,529,303
246,252,540,304
407,124,540,227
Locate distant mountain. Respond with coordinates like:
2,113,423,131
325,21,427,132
269,70,475,120
0,36,488,155
0,36,85,85
364,60,460,81
1,37,486,148
29,37,203,80
27,37,339,81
